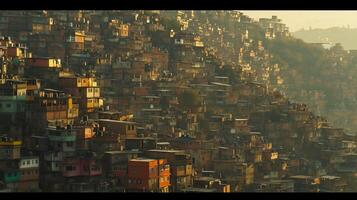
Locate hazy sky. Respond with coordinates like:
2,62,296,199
242,11,357,32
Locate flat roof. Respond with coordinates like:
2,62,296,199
126,137,155,140
146,149,185,153
289,175,313,179
98,111,122,115
194,176,217,182
43,88,63,92
129,158,156,162
105,150,141,154
31,135,47,139
21,156,39,160
235,118,248,121
157,142,170,145
142,96,160,98
259,179,294,184
97,119,136,124
210,82,232,87
141,108,162,111
181,188,216,193
320,175,341,180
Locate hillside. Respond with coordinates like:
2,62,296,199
293,27,357,50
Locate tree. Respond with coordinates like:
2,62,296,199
178,90,201,111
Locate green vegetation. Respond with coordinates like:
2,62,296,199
178,90,201,111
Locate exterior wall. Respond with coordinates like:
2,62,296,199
0,143,21,160
7,47,22,57
19,167,39,181
98,120,137,137
62,161,81,177
0,99,26,113
2,170,21,183
79,87,100,98
27,58,61,68
159,160,171,189
17,180,39,192
119,24,129,37
127,159,160,191
75,34,85,43
62,158,102,177
19,157,39,169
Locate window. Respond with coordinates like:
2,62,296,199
128,179,132,184
65,166,76,171
27,161,30,165
83,165,89,171
6,104,11,108
36,160,39,164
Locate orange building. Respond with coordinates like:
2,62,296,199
58,76,103,114
127,158,170,192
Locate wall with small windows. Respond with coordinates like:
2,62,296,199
19,167,39,182
0,101,26,113
19,157,39,169
0,146,21,160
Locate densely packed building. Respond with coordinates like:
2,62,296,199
0,10,354,192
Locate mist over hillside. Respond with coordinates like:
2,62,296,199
293,27,357,50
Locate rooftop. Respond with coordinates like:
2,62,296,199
157,142,170,145
210,82,232,87
320,175,341,180
289,175,313,180
181,188,217,193
97,119,137,124
194,176,218,182
235,118,248,121
146,149,185,153
129,157,156,162
105,150,142,155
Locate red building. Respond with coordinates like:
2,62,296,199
127,158,170,192
61,152,102,177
